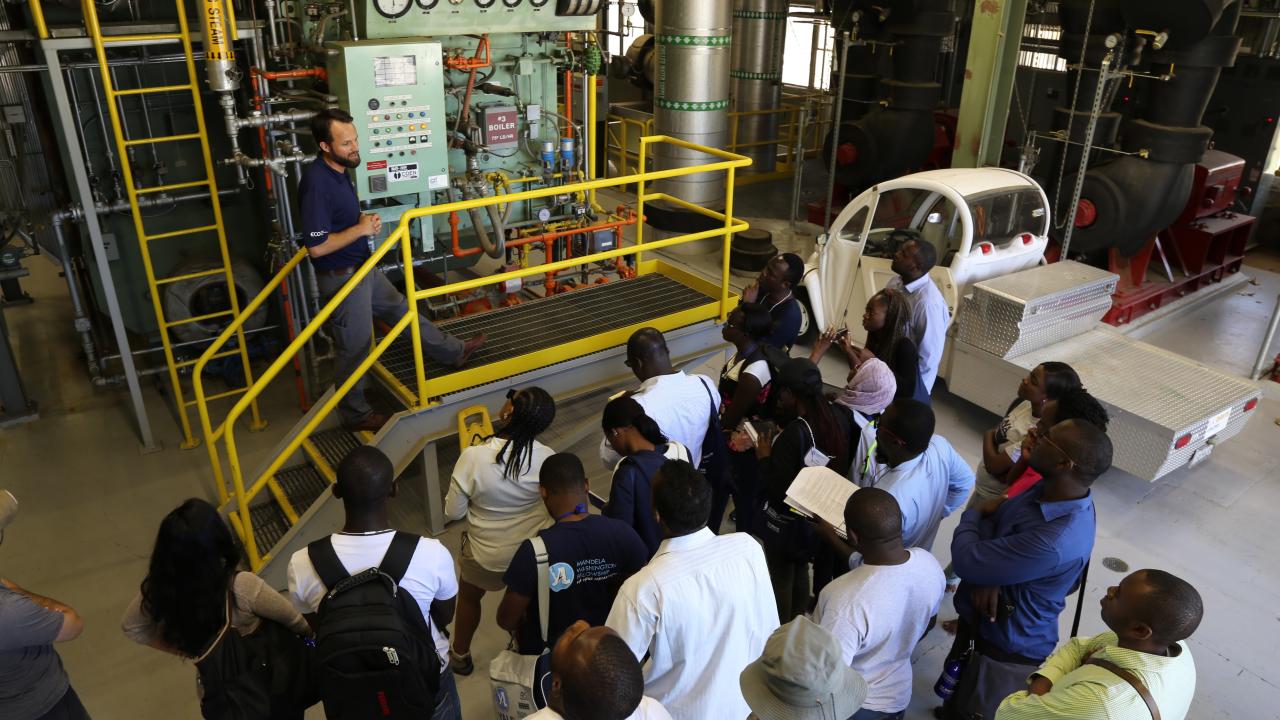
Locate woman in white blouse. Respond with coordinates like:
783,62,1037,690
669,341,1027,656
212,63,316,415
444,386,557,675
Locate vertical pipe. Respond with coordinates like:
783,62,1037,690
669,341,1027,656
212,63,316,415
823,34,850,235
653,0,732,210
1252,294,1280,381
201,0,240,92
730,0,787,173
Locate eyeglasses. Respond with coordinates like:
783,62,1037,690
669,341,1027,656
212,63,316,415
877,425,907,447
1037,431,1076,468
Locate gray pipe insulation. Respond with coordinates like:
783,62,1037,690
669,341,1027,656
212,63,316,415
1053,0,1242,256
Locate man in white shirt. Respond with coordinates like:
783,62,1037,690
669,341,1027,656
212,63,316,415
528,620,672,720
997,569,1202,720
599,328,718,470
606,460,778,720
847,400,973,566
814,488,945,719
884,231,950,392
287,446,462,720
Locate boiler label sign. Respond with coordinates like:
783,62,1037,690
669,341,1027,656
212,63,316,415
483,106,520,150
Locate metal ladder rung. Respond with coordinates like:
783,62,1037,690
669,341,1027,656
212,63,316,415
165,309,234,328
113,83,193,97
125,132,202,147
184,387,248,406
145,224,221,243
174,349,240,370
102,33,185,45
155,267,226,286
136,178,211,195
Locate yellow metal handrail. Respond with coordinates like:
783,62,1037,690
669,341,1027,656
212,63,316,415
196,135,749,569
606,101,831,184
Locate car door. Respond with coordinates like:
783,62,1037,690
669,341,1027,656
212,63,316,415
809,191,872,333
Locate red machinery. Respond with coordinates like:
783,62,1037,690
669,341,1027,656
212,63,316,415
1101,149,1254,325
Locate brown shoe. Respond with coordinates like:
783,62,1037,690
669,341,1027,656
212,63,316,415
452,332,486,368
342,412,389,433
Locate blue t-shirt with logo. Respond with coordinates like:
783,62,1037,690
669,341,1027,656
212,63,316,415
298,158,370,272
503,514,648,653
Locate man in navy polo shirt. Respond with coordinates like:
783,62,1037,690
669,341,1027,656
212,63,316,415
300,108,484,432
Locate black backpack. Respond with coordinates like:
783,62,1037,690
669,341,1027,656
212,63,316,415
307,532,442,719
195,591,316,720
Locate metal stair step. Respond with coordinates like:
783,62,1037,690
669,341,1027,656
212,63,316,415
250,464,329,560
310,428,363,468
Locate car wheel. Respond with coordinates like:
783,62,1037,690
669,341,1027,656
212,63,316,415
795,286,818,346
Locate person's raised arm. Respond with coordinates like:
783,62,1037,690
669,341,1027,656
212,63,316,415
950,511,1066,587
994,674,1113,720
236,572,312,637
306,215,377,258
2,579,83,643
982,428,1016,478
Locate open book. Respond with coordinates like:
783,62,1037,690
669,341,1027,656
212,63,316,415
784,466,859,539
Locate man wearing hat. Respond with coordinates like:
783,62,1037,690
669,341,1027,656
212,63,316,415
0,490,93,720
741,617,869,720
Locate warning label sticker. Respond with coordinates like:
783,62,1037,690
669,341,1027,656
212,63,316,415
366,160,388,171
389,163,419,182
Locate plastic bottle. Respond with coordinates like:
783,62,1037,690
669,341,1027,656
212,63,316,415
933,657,964,700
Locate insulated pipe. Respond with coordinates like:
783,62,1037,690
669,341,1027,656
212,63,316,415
652,0,732,211
50,212,99,377
200,0,240,92
730,0,788,173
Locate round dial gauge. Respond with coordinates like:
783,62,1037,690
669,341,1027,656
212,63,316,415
416,0,439,8
374,0,413,17
475,0,496,7
529,0,549,6
502,0,521,6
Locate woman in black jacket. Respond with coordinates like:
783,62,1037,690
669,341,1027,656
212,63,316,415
601,396,690,557
754,358,853,622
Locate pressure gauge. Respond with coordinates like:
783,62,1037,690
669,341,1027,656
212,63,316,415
415,0,438,8
537,207,553,222
529,0,548,6
502,0,521,6
373,0,413,17
475,0,496,7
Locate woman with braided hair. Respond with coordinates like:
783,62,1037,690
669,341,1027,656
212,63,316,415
444,386,557,675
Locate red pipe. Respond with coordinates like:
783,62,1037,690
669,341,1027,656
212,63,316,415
250,66,328,82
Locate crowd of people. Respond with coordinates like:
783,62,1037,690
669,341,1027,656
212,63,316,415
0,245,1206,720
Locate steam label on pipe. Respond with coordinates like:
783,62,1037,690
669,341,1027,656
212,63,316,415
388,163,420,183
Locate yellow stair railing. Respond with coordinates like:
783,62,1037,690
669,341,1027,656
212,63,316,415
195,136,750,570
82,0,262,449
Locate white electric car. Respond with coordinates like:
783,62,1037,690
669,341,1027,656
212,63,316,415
798,168,1051,347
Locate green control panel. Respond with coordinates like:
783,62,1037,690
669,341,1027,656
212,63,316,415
327,40,451,249
356,0,598,39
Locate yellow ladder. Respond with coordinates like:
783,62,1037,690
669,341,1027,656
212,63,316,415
82,0,263,448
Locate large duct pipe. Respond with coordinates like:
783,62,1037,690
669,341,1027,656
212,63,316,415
730,0,788,173
1058,1,1241,256
649,0,732,251
823,0,955,195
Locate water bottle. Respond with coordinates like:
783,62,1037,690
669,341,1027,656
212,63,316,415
934,640,972,700
933,657,964,699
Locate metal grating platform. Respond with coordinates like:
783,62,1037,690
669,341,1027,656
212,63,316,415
378,273,715,392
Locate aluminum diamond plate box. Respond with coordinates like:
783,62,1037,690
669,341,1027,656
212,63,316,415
957,261,1119,358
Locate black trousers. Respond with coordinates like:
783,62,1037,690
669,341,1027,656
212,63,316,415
37,687,91,720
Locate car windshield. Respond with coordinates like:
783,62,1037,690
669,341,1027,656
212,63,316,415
965,187,1048,245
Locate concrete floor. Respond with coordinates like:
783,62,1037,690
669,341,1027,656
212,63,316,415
3,209,1280,719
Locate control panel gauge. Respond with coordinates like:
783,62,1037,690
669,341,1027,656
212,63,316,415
373,0,413,17
415,0,439,7
474,0,496,7
502,0,521,6
529,0,548,5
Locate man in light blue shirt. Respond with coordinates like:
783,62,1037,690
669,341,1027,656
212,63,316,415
847,400,973,567
884,231,950,393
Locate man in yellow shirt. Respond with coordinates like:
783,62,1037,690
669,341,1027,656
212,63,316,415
996,569,1202,719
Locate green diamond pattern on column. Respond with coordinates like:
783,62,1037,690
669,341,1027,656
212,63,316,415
655,99,731,111
732,10,789,20
657,34,732,47
730,70,781,81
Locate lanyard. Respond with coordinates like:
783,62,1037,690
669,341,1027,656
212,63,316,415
767,292,793,313
861,421,881,484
